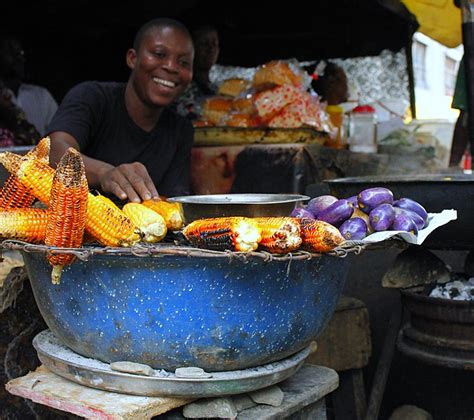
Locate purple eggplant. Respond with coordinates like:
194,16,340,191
339,217,368,240
290,207,315,219
346,195,359,208
393,198,428,222
396,207,426,230
391,211,418,235
357,187,394,213
351,207,373,233
369,203,396,231
306,195,338,218
317,199,354,227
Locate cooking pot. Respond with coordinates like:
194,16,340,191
22,246,349,371
168,193,309,224
326,174,474,250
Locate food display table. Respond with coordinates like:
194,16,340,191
191,143,444,195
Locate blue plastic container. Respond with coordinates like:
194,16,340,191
23,251,349,371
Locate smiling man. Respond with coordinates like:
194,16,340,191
48,18,195,202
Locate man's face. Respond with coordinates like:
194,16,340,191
0,39,25,81
128,26,194,108
193,29,219,71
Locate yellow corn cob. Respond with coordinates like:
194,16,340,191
0,151,140,247
253,217,302,254
0,208,48,243
299,219,345,253
123,202,167,243
45,148,89,284
94,194,122,210
142,199,184,230
85,195,140,247
0,137,50,209
183,217,261,252
0,151,55,204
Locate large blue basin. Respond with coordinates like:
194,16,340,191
23,251,349,371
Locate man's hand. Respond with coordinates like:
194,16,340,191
99,162,159,203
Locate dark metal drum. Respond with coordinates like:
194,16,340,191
22,246,350,372
398,287,474,370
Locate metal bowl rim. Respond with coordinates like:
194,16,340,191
168,193,310,205
400,287,474,307
326,174,474,184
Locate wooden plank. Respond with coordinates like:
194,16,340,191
194,127,328,147
306,297,371,371
6,365,193,420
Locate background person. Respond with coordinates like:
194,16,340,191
174,24,220,120
0,37,58,137
48,18,195,202
310,61,349,105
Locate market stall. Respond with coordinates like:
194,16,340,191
1,1,473,418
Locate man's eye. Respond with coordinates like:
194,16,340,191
155,51,166,58
180,60,191,68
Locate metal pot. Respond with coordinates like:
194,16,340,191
168,193,309,224
326,174,474,250
398,287,474,370
23,249,348,371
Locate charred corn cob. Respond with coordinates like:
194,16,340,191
86,195,140,247
0,208,48,243
0,137,51,209
0,151,55,204
183,217,261,252
123,202,167,243
299,219,345,253
253,217,302,254
142,199,184,230
0,151,140,247
45,148,89,284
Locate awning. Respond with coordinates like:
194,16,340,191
402,0,462,47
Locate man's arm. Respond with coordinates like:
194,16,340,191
49,131,159,202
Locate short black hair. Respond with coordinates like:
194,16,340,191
133,18,191,51
311,62,345,97
191,24,218,41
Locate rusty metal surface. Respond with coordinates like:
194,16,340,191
398,288,474,370
34,330,311,397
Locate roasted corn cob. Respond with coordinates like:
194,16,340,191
142,199,184,230
0,151,55,204
0,208,48,243
299,218,345,253
253,217,302,254
85,195,140,246
45,148,89,284
0,137,51,209
123,202,167,243
0,151,140,247
183,217,261,252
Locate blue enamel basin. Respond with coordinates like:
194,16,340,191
23,251,349,371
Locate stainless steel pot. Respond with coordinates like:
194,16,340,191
169,193,309,224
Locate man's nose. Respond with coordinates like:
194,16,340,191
163,57,179,73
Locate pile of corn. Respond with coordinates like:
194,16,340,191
0,138,183,283
0,138,344,283
182,216,344,255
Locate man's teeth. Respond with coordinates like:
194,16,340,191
153,78,176,88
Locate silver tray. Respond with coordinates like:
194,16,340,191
33,330,311,398
168,193,309,223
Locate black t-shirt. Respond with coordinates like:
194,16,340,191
47,81,194,197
